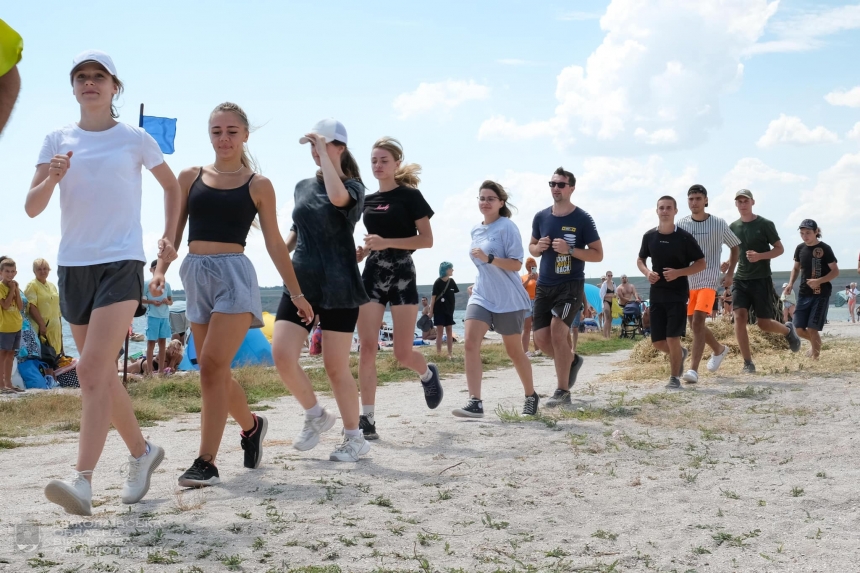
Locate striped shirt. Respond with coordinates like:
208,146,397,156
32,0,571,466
677,214,740,291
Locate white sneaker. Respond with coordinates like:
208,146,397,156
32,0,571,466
707,345,729,372
293,408,337,451
121,441,165,505
682,369,699,384
329,434,371,462
45,471,93,516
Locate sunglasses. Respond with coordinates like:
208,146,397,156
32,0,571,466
478,196,499,202
548,181,572,189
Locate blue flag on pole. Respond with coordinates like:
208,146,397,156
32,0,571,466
141,115,177,154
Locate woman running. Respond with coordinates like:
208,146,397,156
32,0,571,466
172,102,312,487
452,181,535,418
355,137,442,440
272,119,370,462
26,50,180,515
430,262,459,358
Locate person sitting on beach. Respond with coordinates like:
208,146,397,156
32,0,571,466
119,339,184,377
781,282,796,323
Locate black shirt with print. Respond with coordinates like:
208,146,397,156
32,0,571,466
362,187,434,254
794,241,837,298
432,278,459,316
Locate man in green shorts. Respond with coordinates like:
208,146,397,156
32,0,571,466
725,189,801,373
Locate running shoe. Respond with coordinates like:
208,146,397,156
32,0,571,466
682,370,699,384
329,434,371,462
240,414,268,469
568,354,584,390
293,408,337,451
786,322,802,353
452,397,484,418
545,388,571,408
421,364,444,409
121,441,164,504
665,376,681,390
522,393,540,416
707,345,729,372
359,415,378,441
742,360,756,374
45,471,93,516
178,457,220,488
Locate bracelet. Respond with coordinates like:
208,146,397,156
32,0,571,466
290,293,305,301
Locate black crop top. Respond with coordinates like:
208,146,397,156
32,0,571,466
187,169,258,246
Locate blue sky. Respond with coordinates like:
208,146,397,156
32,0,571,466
2,0,859,288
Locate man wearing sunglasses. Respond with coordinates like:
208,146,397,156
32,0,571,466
529,167,603,407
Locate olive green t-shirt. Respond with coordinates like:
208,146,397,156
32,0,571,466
729,215,780,280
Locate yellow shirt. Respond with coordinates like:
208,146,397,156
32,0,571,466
24,279,63,351
0,282,23,333
0,19,23,77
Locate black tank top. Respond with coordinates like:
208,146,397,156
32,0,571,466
187,169,258,246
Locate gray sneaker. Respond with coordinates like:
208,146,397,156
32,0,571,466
742,360,756,374
665,376,681,390
545,388,571,408
678,348,688,378
293,408,337,451
785,322,801,353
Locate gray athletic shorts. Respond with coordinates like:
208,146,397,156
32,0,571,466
179,253,264,328
465,304,525,336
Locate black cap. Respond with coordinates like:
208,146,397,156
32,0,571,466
798,219,818,231
150,260,158,268
688,184,707,196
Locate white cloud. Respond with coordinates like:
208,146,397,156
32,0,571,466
848,122,860,140
825,86,860,108
477,115,562,141
756,114,840,148
393,80,490,119
477,0,778,151
709,157,808,222
748,3,860,54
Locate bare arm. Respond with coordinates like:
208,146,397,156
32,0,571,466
748,240,784,263
0,284,15,309
428,296,436,316
366,217,433,251
574,239,603,263
784,261,801,293
0,64,20,135
28,302,47,333
172,167,197,250
13,285,22,311
807,262,840,291
26,160,65,218
529,235,550,257
663,258,707,281
149,162,182,266
637,258,652,279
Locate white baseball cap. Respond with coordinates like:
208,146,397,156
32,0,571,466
299,118,348,145
71,50,117,76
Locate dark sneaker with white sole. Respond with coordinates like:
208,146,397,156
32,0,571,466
240,414,267,469
452,397,484,418
178,457,221,488
421,364,443,409
786,322,801,353
545,388,571,408
568,354,584,390
522,393,539,416
678,348,688,378
359,415,379,440
665,376,681,390
742,360,756,374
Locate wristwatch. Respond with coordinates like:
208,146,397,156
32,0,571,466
487,254,495,264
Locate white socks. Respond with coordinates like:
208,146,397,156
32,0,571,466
305,403,324,419
344,428,362,438
420,368,433,382
362,405,375,425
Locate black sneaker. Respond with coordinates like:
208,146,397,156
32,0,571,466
178,457,221,488
568,354,584,390
545,388,571,408
786,322,801,353
522,393,539,416
421,364,443,409
742,360,756,374
359,415,379,440
665,376,681,390
677,348,688,378
240,414,267,469
452,397,484,418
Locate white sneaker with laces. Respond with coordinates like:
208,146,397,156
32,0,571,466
293,408,337,451
329,434,371,462
707,345,729,372
45,471,93,516
682,369,699,384
121,441,165,505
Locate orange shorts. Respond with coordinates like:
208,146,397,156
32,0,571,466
687,288,716,316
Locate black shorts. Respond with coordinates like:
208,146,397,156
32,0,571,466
58,260,145,325
533,280,584,331
649,301,687,342
793,295,828,331
361,250,419,307
275,293,358,334
732,278,776,321
433,310,455,327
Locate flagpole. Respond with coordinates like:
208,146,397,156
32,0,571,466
139,103,144,128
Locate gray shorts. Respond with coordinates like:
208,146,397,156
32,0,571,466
0,331,21,351
465,304,525,336
58,260,145,325
179,253,264,328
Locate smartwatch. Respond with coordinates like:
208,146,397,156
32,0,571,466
487,254,495,264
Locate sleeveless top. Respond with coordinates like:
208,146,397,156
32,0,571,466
187,169,258,246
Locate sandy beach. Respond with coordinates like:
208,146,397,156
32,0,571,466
1,324,859,572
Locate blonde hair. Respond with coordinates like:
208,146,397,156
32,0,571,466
373,137,421,187
0,258,16,271
33,258,50,273
210,102,259,173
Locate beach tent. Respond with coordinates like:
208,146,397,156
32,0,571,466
177,328,273,371
261,311,275,341
584,283,603,314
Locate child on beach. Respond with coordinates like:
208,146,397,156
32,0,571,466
0,258,24,394
142,260,173,374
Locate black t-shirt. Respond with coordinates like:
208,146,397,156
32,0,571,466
638,226,705,303
794,241,837,298
432,277,459,316
362,187,434,254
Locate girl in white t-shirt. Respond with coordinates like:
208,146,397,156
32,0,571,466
25,50,181,516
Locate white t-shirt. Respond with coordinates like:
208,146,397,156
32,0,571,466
37,122,164,266
468,217,530,314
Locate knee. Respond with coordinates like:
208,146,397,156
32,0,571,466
272,344,298,371
393,345,413,364
197,354,231,381
464,337,481,353
359,342,378,362
75,360,105,393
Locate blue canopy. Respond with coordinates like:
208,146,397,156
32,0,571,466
177,328,273,371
